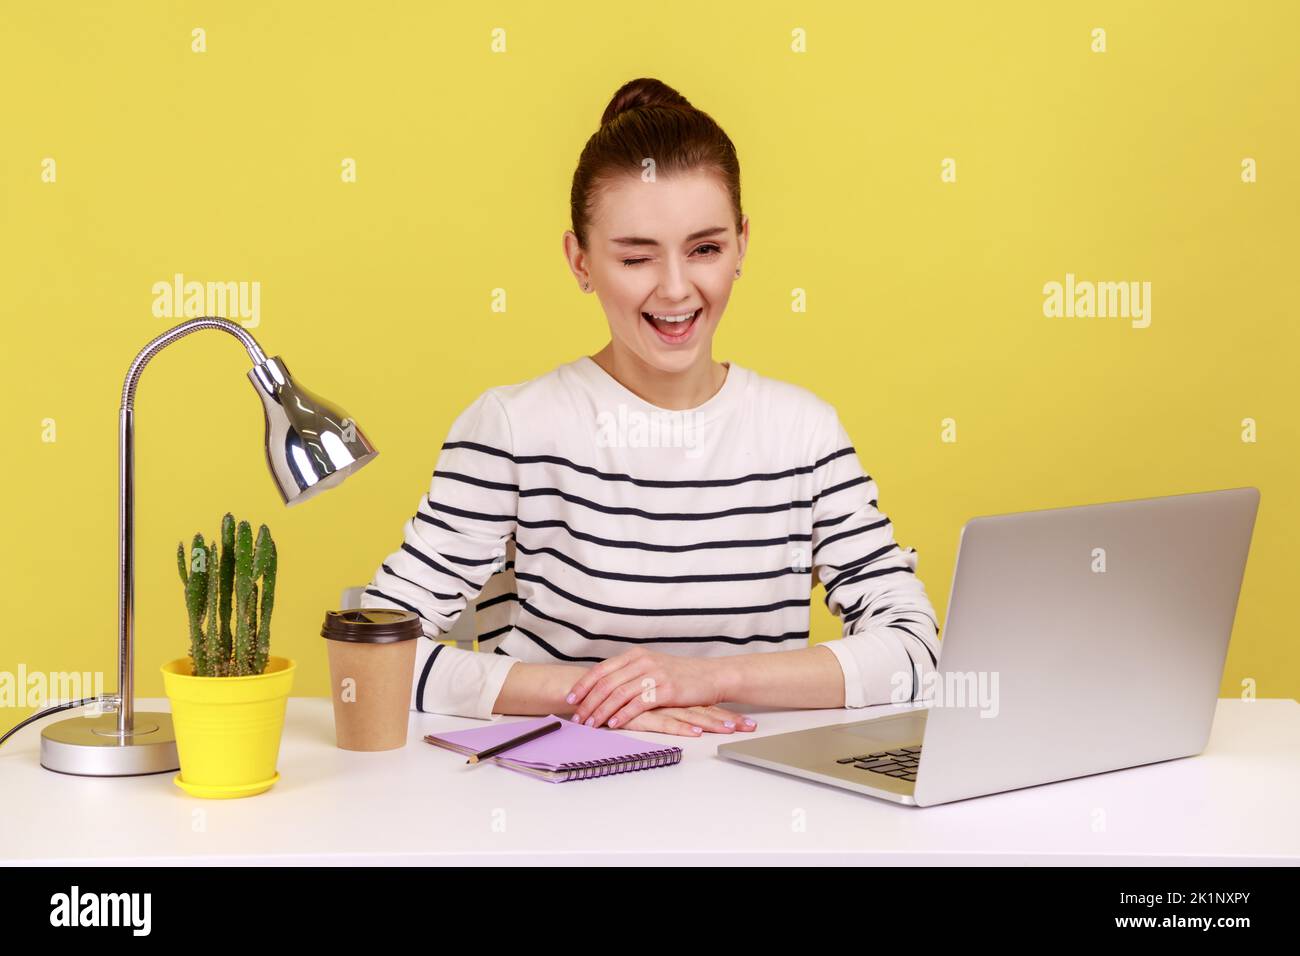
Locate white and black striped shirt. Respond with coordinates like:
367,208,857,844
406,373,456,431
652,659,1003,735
360,356,942,719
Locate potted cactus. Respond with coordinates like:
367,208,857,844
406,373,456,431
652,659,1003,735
161,513,296,799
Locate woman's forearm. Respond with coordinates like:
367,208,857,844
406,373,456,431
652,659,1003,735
711,644,846,709
492,661,589,716
493,644,846,721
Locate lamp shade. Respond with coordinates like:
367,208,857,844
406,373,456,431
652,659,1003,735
248,356,378,506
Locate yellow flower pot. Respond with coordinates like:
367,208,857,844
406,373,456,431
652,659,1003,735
161,656,296,799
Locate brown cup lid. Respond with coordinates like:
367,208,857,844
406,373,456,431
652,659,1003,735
321,608,422,644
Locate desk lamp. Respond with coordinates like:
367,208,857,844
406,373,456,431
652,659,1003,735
30,317,377,776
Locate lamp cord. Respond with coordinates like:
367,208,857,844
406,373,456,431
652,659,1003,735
0,695,121,748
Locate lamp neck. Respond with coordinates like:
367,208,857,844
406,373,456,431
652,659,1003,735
116,317,268,734
121,317,268,411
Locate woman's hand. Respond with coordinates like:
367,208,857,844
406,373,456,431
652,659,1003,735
565,649,751,730
619,705,757,737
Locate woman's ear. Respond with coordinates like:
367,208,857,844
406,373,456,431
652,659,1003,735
561,229,591,292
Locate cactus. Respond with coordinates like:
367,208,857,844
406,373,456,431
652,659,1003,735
182,533,209,676
202,541,224,676
176,514,277,677
247,580,259,673
251,525,276,674
219,513,235,662
233,520,254,676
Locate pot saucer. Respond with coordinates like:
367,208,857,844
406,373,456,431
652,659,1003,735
173,771,280,799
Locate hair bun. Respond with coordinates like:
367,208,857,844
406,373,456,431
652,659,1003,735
571,76,742,252
600,77,692,127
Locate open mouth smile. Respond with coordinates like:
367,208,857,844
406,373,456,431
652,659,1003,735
642,307,702,345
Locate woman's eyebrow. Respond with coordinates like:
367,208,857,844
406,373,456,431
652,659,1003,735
609,226,728,247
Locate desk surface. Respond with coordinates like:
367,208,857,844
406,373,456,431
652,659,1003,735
2,698,1297,865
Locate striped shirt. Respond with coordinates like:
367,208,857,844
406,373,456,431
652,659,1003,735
360,355,942,719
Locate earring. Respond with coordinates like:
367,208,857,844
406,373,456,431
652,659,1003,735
735,268,742,277
583,281,591,291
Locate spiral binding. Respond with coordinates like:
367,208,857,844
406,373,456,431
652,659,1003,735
555,746,683,781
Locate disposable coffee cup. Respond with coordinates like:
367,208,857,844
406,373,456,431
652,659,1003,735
321,608,421,751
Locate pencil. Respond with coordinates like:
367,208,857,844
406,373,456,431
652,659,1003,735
467,719,564,764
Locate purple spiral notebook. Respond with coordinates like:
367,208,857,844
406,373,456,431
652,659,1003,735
424,715,683,782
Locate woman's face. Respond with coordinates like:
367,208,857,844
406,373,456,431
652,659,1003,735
567,170,748,374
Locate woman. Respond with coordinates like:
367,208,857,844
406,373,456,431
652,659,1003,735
361,77,941,737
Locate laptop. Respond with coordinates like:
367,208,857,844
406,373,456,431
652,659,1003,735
717,487,1260,807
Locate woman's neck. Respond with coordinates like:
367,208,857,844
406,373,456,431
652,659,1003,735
590,342,728,411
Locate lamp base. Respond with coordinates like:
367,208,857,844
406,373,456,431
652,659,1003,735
40,711,179,777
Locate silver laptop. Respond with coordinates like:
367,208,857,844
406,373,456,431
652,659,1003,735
717,487,1260,807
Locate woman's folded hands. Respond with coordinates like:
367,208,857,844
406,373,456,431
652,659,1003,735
564,648,757,737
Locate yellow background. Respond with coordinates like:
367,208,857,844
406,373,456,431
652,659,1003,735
2,1,1296,718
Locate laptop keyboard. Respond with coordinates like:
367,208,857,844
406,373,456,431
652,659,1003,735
836,746,922,782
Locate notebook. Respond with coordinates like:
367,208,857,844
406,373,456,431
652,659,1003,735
424,714,683,782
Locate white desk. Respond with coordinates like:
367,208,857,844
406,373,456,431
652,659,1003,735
2,698,1296,865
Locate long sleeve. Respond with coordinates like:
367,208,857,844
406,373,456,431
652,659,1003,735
359,390,520,719
810,407,942,707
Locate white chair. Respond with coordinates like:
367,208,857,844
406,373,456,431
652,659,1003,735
338,586,477,651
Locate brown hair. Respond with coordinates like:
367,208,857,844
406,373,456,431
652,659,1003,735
569,77,743,250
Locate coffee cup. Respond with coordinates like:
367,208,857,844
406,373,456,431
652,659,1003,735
321,608,420,751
